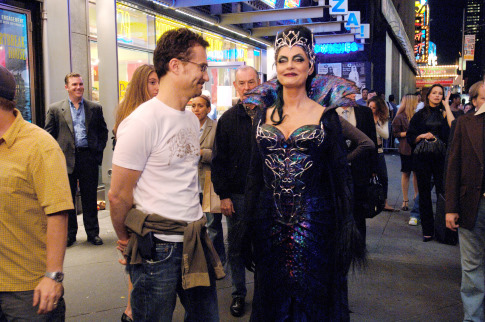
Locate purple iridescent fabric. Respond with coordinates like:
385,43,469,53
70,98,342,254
243,74,360,110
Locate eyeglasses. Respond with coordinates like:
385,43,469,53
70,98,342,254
179,59,208,73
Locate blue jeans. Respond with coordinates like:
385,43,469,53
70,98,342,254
410,194,420,220
129,241,219,322
227,193,247,299
206,213,226,265
459,199,485,322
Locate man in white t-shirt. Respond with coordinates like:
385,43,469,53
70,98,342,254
109,28,220,321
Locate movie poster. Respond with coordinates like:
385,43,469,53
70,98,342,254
341,62,366,89
317,63,342,77
0,8,31,121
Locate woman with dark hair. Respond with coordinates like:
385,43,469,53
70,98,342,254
368,96,395,212
113,64,159,322
407,83,453,242
392,94,419,218
242,25,364,320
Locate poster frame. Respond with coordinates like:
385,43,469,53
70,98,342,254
0,4,35,123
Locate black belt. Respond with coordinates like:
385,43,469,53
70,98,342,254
75,147,89,152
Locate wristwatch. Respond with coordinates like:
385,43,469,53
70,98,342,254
45,271,64,283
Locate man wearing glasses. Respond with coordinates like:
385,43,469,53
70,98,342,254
212,65,261,317
109,28,223,321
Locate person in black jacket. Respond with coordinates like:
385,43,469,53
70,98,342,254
211,65,260,317
336,103,378,241
407,84,451,242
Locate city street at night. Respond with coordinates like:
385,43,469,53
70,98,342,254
63,154,462,322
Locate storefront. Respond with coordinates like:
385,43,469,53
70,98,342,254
88,1,263,115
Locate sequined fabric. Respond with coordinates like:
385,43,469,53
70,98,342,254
250,119,349,321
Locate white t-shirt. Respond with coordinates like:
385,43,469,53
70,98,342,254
113,97,203,242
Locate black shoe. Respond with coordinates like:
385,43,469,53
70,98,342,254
88,235,103,245
67,237,76,247
230,297,245,317
121,312,133,322
423,236,433,242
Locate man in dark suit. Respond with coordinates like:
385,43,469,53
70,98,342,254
446,98,485,321
45,73,108,246
337,103,378,242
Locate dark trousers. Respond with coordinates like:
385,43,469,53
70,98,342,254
353,184,368,242
415,156,444,237
68,149,100,239
376,153,389,199
0,291,65,321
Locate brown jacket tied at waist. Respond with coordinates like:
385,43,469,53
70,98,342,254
124,208,225,289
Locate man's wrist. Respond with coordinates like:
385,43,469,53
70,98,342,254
45,271,64,283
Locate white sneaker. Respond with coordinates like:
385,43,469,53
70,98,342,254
408,218,418,226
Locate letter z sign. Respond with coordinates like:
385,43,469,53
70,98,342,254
330,0,348,15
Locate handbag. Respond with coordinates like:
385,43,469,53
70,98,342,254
366,175,385,218
413,137,446,158
202,170,221,213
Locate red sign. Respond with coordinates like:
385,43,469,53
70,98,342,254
416,78,454,87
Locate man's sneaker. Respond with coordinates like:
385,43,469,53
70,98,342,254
230,297,245,317
408,217,418,226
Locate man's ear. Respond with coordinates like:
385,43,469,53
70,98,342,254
65,84,68,91
168,58,181,75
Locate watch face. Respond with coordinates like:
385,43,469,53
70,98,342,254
46,272,64,282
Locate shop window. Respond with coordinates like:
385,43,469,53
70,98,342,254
116,3,155,50
118,47,153,100
89,41,99,102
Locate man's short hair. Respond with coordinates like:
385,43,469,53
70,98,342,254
389,94,395,102
0,97,15,111
64,72,82,85
450,93,461,101
235,65,259,80
361,87,369,93
469,80,484,102
153,28,209,79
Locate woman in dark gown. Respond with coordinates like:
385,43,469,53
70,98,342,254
242,26,364,321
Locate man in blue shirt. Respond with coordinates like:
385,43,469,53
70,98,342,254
356,87,369,106
45,73,108,247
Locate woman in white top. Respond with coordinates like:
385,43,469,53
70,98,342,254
368,96,396,212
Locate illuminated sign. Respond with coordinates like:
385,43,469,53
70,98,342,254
345,11,360,30
330,0,348,15
284,0,300,8
315,42,360,55
415,1,429,64
261,0,276,8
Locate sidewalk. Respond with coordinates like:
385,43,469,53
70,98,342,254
64,154,462,321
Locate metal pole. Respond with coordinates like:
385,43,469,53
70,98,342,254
462,8,465,92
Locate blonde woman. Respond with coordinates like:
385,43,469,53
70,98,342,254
113,64,159,322
392,94,419,221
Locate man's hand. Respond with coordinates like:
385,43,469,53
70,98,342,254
221,198,235,217
446,213,459,231
117,239,129,265
33,277,64,314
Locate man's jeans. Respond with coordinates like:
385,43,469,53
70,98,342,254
206,213,226,265
410,194,420,220
459,198,485,321
227,193,247,299
129,241,219,322
0,291,65,321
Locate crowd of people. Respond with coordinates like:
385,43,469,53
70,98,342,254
1,24,485,321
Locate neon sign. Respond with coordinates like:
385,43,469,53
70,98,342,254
415,1,429,64
261,0,276,8
284,0,301,8
315,42,359,55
